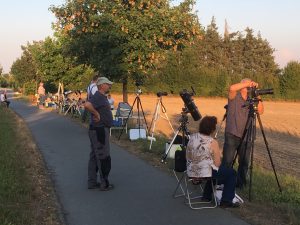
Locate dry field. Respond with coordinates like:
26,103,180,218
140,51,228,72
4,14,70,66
112,93,300,178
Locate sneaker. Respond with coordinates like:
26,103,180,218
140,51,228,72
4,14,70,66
220,201,240,208
88,182,100,189
99,183,114,191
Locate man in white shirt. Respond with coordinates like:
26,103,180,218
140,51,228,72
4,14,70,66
82,73,99,122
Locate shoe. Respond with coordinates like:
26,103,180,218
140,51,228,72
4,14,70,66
220,201,240,208
88,182,100,189
99,183,114,191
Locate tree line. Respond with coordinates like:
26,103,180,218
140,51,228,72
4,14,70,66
2,0,299,100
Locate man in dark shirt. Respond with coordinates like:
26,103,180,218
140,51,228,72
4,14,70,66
222,78,264,188
84,77,114,191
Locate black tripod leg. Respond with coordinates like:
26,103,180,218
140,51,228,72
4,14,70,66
232,114,253,168
118,97,137,140
256,114,282,192
248,117,255,201
137,97,149,132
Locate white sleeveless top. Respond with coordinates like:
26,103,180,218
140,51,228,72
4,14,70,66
186,133,217,178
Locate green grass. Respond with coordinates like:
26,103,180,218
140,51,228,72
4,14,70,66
0,107,34,225
240,165,300,224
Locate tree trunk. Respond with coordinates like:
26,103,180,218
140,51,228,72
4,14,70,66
122,78,128,103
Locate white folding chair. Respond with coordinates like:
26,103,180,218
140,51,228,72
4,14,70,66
183,172,218,209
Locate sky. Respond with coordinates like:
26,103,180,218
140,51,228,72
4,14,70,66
1,0,300,74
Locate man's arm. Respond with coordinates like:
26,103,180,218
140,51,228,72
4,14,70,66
228,80,258,100
84,101,100,122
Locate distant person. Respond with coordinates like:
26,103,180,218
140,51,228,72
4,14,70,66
186,116,239,208
84,77,114,191
37,82,46,108
222,78,264,188
107,94,115,110
82,73,99,122
0,90,10,107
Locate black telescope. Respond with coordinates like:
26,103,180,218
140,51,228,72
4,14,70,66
180,89,202,121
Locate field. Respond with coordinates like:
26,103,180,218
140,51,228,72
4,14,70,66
112,93,300,179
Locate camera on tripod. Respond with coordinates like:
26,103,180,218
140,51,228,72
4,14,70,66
157,91,168,97
135,81,143,95
180,88,202,121
248,87,274,99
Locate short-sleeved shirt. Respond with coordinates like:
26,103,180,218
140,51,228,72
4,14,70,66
225,92,249,138
89,91,113,128
87,83,98,100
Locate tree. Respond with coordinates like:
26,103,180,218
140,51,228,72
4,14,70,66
10,44,38,94
50,0,203,101
280,61,300,99
28,37,94,91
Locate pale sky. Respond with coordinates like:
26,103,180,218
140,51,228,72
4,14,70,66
1,0,299,73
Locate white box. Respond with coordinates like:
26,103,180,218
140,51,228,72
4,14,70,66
129,129,147,141
165,143,182,159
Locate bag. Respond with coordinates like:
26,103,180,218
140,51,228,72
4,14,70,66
116,102,132,117
174,149,186,172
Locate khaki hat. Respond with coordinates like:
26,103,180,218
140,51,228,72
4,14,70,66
96,77,113,85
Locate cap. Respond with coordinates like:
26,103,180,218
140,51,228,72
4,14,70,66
96,77,113,85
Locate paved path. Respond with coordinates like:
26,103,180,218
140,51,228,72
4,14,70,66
10,98,248,225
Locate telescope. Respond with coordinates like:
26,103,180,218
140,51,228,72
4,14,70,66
179,89,201,121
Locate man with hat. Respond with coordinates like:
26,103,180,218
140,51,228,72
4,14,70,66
84,77,114,191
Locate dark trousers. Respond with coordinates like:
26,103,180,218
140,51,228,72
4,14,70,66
222,132,251,187
88,127,111,186
203,165,237,202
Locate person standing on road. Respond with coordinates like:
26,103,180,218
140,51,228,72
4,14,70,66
37,82,46,108
84,77,114,191
222,78,264,188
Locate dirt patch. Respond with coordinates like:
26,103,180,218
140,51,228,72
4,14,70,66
111,93,300,178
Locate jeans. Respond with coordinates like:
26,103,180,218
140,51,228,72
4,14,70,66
203,165,237,202
222,132,251,187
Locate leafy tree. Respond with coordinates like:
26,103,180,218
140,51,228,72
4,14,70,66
50,0,203,101
27,37,94,91
280,61,300,99
10,44,39,93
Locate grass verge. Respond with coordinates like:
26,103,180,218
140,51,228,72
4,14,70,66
0,106,63,225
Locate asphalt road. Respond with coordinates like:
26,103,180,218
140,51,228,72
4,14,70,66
9,97,248,225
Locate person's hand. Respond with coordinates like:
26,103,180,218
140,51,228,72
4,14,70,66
93,112,100,122
249,81,258,88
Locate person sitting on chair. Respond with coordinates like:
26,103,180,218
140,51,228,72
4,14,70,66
186,116,240,208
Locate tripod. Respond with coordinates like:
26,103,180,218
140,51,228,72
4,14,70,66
148,96,174,150
214,105,227,139
118,91,149,140
233,98,282,201
161,108,190,163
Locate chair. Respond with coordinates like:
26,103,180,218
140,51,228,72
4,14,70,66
110,110,127,136
172,150,217,209
183,173,217,209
